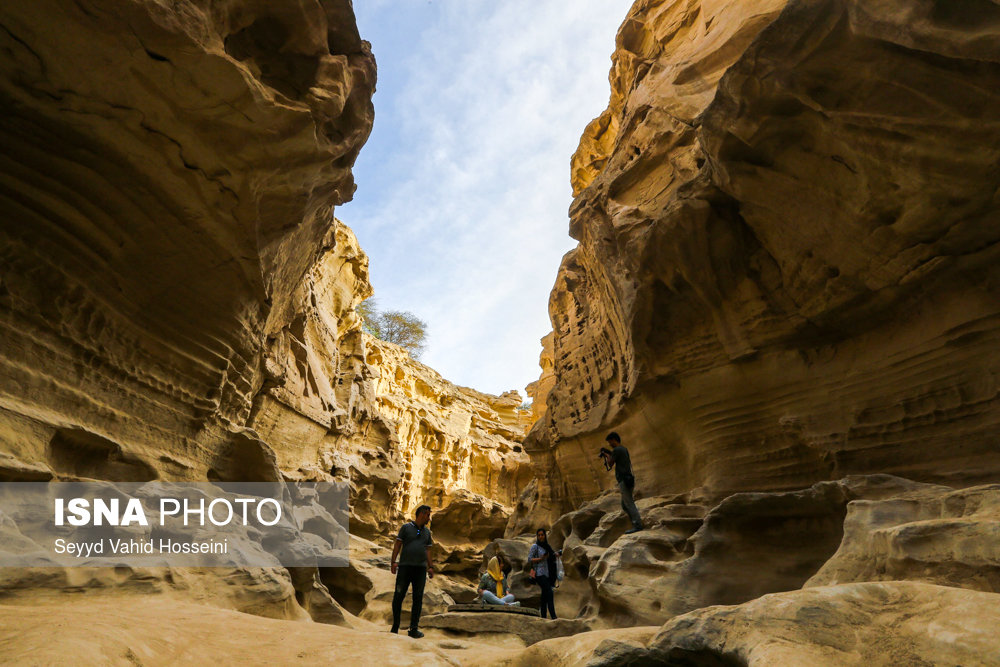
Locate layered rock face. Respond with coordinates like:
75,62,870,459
490,1,1000,661
523,0,1000,522
0,0,530,624
489,475,1000,664
524,333,555,424
0,0,375,483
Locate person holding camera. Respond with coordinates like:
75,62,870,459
527,528,561,619
600,432,643,534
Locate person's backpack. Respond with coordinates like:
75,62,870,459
555,555,565,582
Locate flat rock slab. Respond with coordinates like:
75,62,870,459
423,611,590,646
446,603,540,617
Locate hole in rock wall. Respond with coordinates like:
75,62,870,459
692,497,850,606
661,647,748,667
930,0,1000,29
207,434,281,482
570,508,604,541
319,565,373,616
47,428,157,481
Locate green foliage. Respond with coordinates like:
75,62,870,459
356,297,428,359
357,297,379,335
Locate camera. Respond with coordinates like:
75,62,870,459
597,447,611,459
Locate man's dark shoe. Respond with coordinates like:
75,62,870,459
625,527,643,534
407,629,424,639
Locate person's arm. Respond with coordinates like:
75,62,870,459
529,545,545,564
425,530,435,578
391,538,402,574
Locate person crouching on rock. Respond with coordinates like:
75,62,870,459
478,556,519,606
390,504,435,638
528,528,562,619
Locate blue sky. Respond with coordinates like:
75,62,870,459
341,0,633,397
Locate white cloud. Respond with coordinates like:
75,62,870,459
344,0,633,396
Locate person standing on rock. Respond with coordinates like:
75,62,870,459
601,432,644,534
528,528,561,619
390,504,435,638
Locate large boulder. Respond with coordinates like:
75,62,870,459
807,483,1000,591
483,582,1000,666
647,582,1000,666
431,489,513,579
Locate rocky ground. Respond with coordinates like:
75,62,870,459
6,472,998,665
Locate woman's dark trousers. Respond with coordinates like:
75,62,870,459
538,573,556,619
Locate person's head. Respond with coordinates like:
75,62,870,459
536,528,548,544
414,505,432,526
487,556,502,577
606,432,622,447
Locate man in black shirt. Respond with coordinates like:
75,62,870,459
601,432,643,534
390,504,435,638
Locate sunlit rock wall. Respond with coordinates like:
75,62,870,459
525,332,556,424
520,0,1000,528
341,336,532,540
0,0,375,482
0,0,530,615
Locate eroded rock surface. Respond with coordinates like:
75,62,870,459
522,0,1000,526
0,0,530,627
422,611,590,649
493,582,1000,667
647,582,1000,666
0,0,376,482
0,597,458,666
807,482,1000,592
505,474,984,628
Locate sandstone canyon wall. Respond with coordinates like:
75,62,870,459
519,0,1000,529
0,0,376,485
0,0,530,622
484,0,1000,658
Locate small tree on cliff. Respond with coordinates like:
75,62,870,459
357,297,428,359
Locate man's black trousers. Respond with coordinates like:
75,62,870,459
391,565,427,631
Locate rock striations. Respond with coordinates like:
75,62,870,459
4,0,1000,664
492,0,1000,664
0,0,376,483
522,0,1000,524
0,0,529,624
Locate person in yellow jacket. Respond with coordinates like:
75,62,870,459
477,556,519,606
